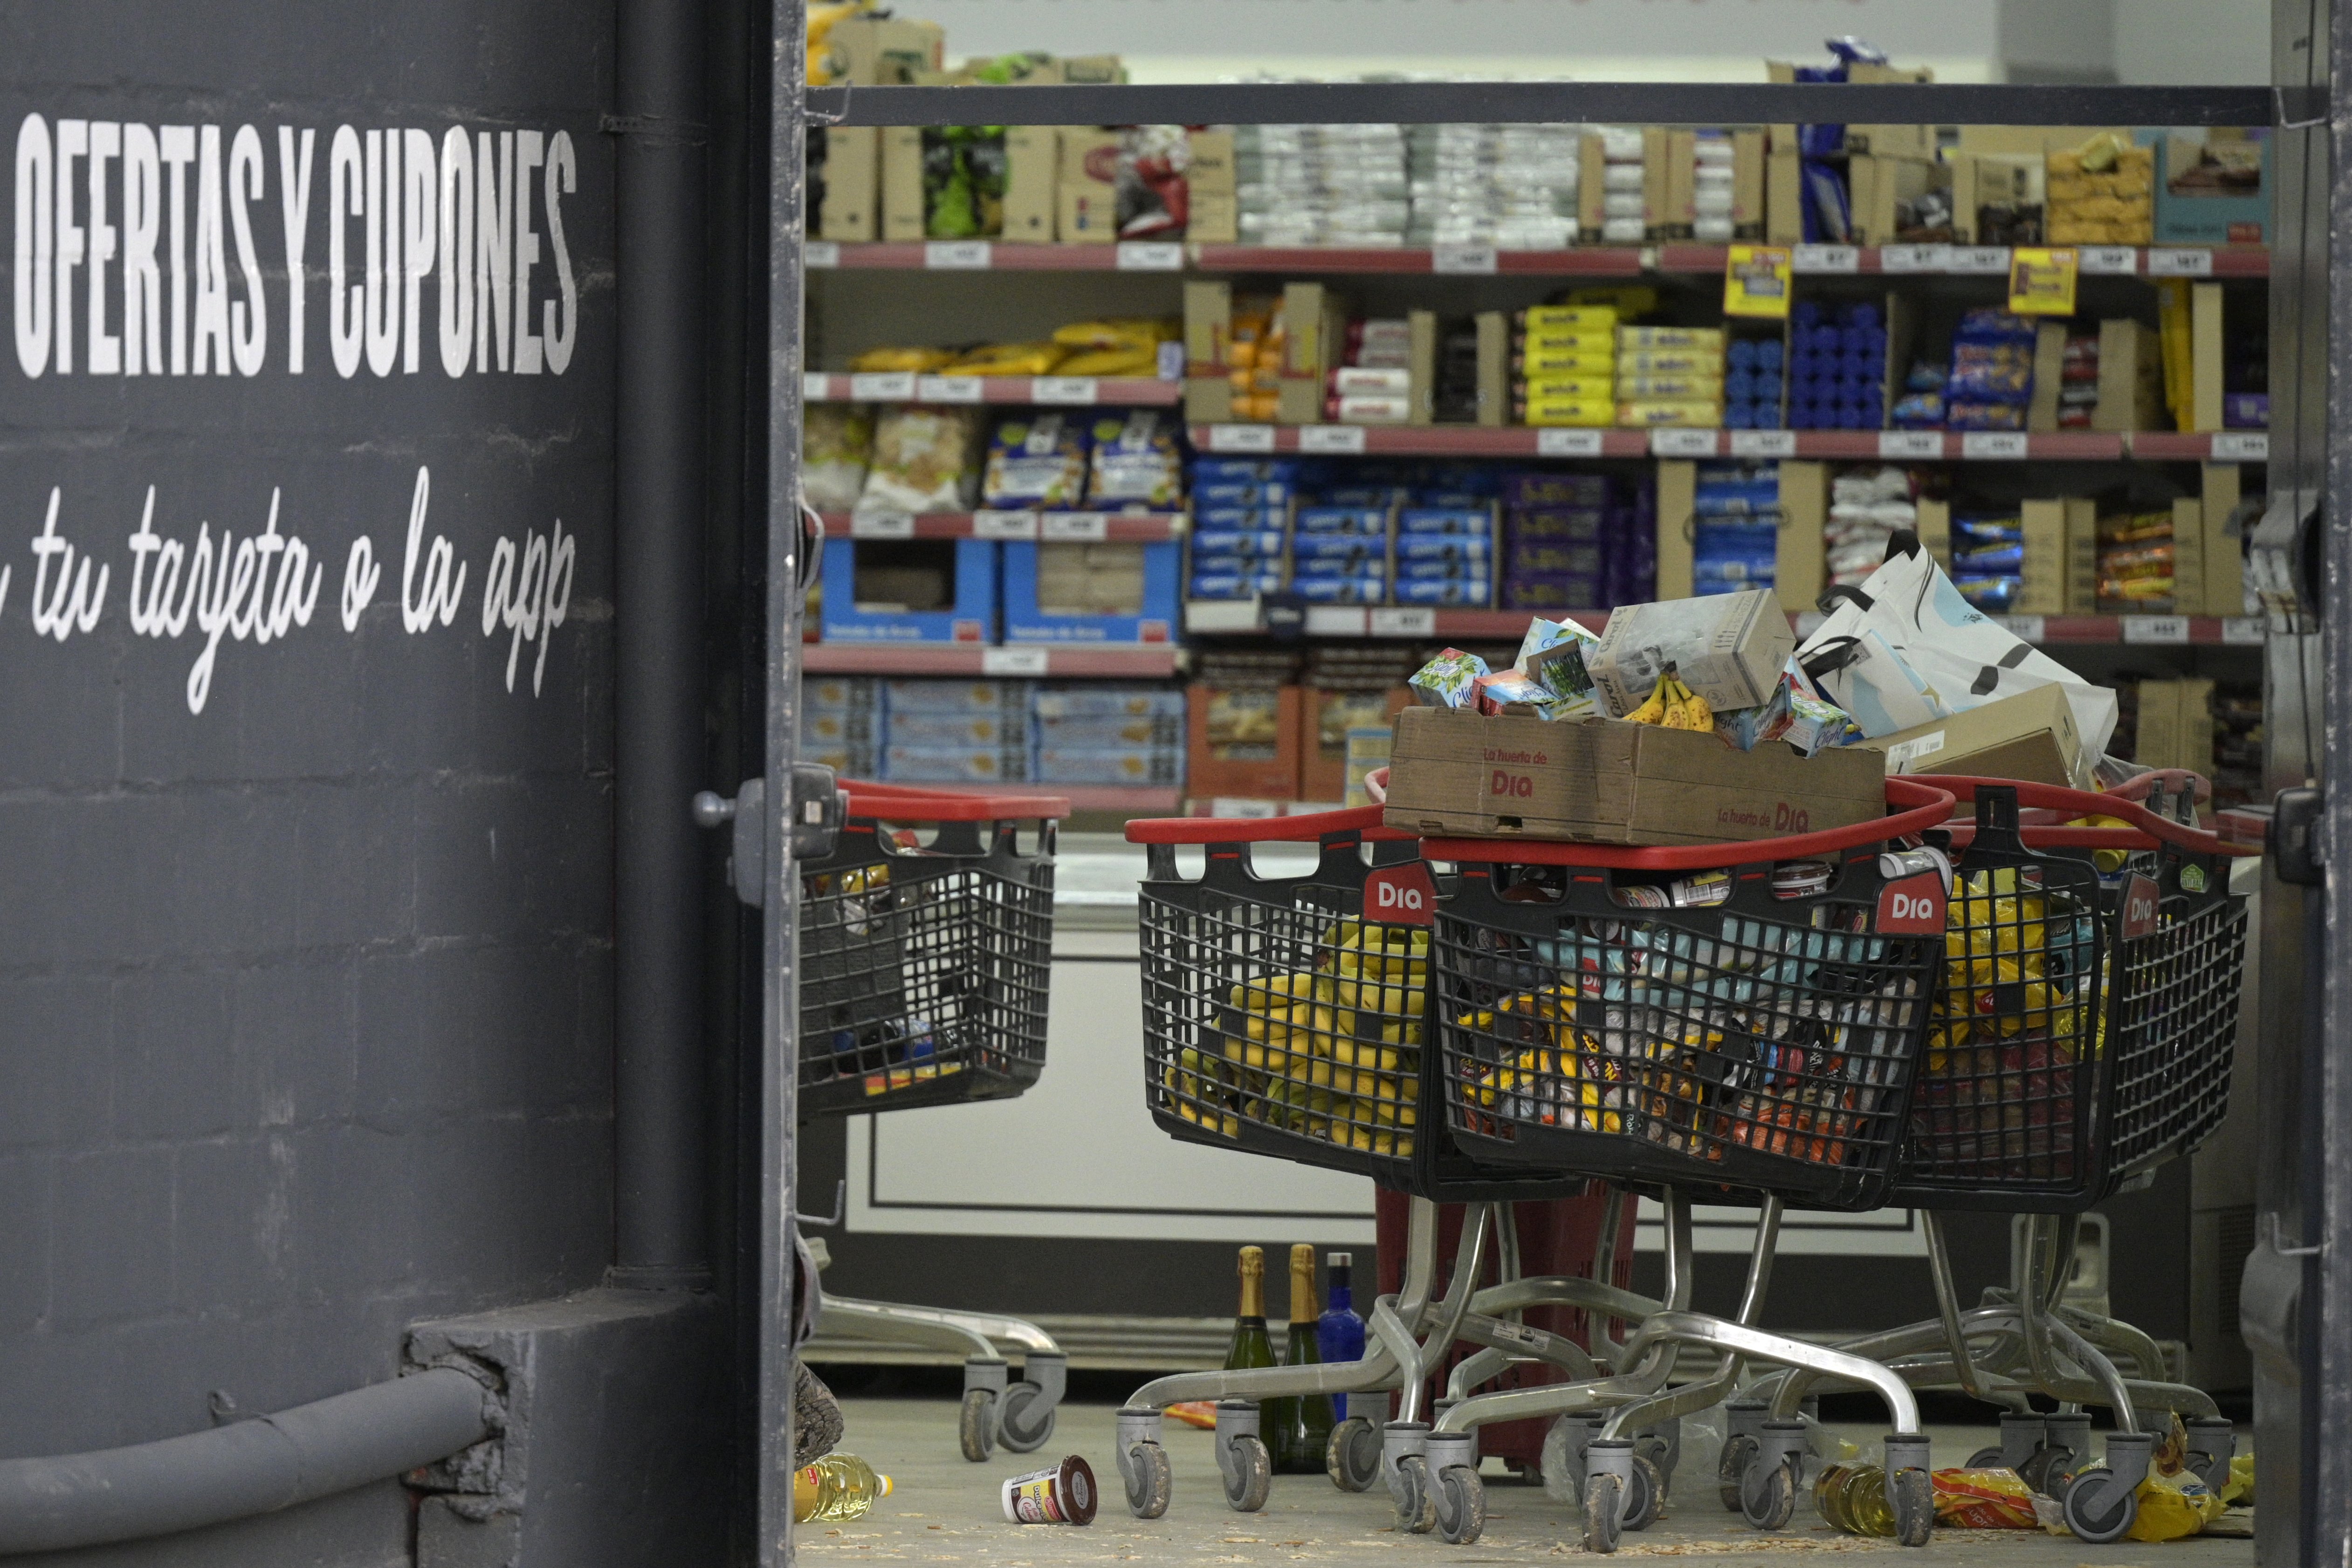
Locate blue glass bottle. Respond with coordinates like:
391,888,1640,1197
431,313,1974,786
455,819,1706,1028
1316,1251,1368,1419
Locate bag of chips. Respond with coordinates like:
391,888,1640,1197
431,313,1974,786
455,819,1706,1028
803,404,874,513
982,413,1090,510
858,407,981,513
1086,411,1183,509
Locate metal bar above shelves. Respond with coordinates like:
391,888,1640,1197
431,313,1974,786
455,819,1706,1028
810,81,2290,130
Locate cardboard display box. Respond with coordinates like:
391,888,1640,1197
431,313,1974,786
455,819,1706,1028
823,16,944,86
1059,128,1123,243
1382,706,1885,846
2015,498,2098,616
1000,125,1058,243
2135,678,2216,778
880,126,925,242
2171,497,2209,615
1850,155,1947,247
1000,539,1179,645
1588,587,1795,717
816,126,879,242
1915,495,1952,568
1188,685,1303,799
1852,684,2092,791
1300,688,1410,802
2093,319,2166,433
2157,130,2269,246
1774,461,1827,616
819,537,997,645
1765,149,1804,245
1653,458,1696,599
2202,463,2247,617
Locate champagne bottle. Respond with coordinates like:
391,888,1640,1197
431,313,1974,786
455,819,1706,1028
1264,1243,1336,1472
1317,1250,1368,1421
1224,1246,1277,1373
794,1454,894,1522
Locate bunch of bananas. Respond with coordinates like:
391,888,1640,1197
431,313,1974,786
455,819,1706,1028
1162,918,1427,1157
1623,664,1715,732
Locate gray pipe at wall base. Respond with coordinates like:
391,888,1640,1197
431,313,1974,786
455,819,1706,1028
0,1367,492,1556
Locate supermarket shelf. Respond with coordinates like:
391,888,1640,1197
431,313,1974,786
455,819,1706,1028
804,372,1181,407
811,240,2270,281
858,779,1183,816
803,641,1183,677
1190,424,2268,464
819,510,1186,542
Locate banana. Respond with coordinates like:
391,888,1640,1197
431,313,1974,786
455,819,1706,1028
1676,676,1715,732
1624,673,1670,725
1661,673,1691,729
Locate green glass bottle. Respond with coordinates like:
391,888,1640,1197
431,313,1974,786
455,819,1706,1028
1224,1246,1277,1375
1266,1243,1337,1472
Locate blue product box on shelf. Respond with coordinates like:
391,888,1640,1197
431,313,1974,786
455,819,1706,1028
1294,505,1389,535
1190,530,1288,557
1293,535,1386,562
1032,688,1187,721
1398,507,1493,536
1394,578,1492,605
1395,536,1491,564
1193,505,1287,531
820,537,996,644
1291,554,1388,579
1001,539,1179,645
1190,457,1299,481
1194,479,1295,507
1031,746,1186,787
1291,575,1389,603
1396,557,1486,581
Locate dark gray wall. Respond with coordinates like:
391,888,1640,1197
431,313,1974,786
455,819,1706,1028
0,3,620,1559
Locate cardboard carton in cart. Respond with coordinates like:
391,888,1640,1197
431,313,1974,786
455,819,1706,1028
1586,588,1795,718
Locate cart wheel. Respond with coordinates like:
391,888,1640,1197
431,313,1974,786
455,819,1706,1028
2016,1445,2066,1498
997,1381,1055,1453
1222,1433,1272,1513
1891,1466,1935,1548
1964,1445,2003,1470
1740,1452,1798,1532
1327,1417,1381,1493
1123,1440,1172,1520
1717,1433,1757,1512
2062,1471,2139,1545
1624,1454,1663,1531
1394,1455,1439,1534
1582,1472,1624,1554
957,1387,997,1463
1434,1466,1487,1546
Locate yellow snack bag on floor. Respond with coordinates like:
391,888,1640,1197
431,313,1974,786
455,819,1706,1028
2125,1466,2228,1542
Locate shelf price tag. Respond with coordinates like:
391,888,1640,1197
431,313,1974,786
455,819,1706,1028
2122,614,2192,645
847,371,915,401
2079,246,2139,275
2147,248,2214,277
980,646,1051,676
1791,244,1860,275
1878,430,1944,460
1042,512,1109,542
2222,616,2267,645
972,510,1040,540
1115,241,1184,271
802,372,832,400
924,240,992,269
1948,245,2013,276
1960,432,2030,460
1651,428,1720,457
1728,430,1797,458
1880,244,1951,274
1723,244,1795,319
1433,243,1499,275
1207,424,1276,453
1303,605,1369,637
915,375,984,403
1368,606,1437,638
1992,614,2046,642
2007,247,2079,316
848,511,917,538
1032,377,1099,405
1299,424,1369,454
1535,428,1604,457
2211,432,2269,462
805,241,841,269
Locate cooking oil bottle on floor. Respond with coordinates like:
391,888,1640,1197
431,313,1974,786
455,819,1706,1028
796,1454,894,1522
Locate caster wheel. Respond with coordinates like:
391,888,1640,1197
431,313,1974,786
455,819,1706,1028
1435,1466,1487,1546
2016,1446,2065,1498
1891,1466,1935,1548
1222,1433,1272,1513
957,1387,997,1463
1123,1439,1172,1519
1964,1445,2004,1470
1718,1433,1757,1512
997,1382,1055,1453
2063,1471,2139,1545
1624,1454,1664,1531
1582,1472,1623,1554
1394,1455,1439,1534
1740,1453,1798,1532
1327,1417,1381,1493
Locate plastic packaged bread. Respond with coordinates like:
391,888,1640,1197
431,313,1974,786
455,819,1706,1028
803,404,875,513
982,413,1090,510
858,407,982,513
1086,411,1183,509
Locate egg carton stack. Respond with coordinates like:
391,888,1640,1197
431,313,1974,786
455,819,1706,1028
1595,126,1646,244
1825,466,1919,588
1234,123,1410,247
1405,122,1582,249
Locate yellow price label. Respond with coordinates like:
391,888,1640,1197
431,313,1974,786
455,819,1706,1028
2008,248,2080,315
1722,245,1794,319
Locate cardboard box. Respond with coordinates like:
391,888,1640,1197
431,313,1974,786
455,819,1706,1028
1731,128,1767,237
1300,688,1409,801
2157,130,2269,246
1000,125,1058,244
1762,60,1800,154
1382,706,1885,846
1766,150,1804,245
2202,463,2247,617
824,16,945,85
2191,282,2226,433
1646,127,1695,239
1188,191,1238,244
816,126,879,242
1844,61,1935,160
2170,498,2208,616
1187,130,1236,194
2136,678,2216,777
1188,685,1303,799
1408,309,1437,426
1056,54,1126,86
1577,134,1607,236
1853,683,2092,791
1915,496,1952,567
880,126,925,242
2093,319,2166,433
1475,311,1507,428
1058,128,1122,244
1774,461,1827,615
1001,540,1179,644
1274,281,1348,425
1652,459,1696,599
2026,321,2068,433
1183,377,1234,424
1851,155,1947,247
1183,280,1232,368
1952,152,2043,243
1588,587,1795,717
819,537,997,644
2016,498,2098,616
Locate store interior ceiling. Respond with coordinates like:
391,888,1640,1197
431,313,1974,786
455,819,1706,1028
909,0,2272,88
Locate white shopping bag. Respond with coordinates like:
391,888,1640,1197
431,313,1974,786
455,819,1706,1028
1795,539,2118,754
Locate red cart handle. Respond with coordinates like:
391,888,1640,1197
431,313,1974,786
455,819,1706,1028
1419,777,1957,871
1125,803,1417,845
841,779,1072,822
1929,776,2256,859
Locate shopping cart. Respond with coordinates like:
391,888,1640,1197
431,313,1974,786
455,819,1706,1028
799,781,1073,1461
1417,776,1961,1550
1117,804,1624,1541
1746,775,2256,1544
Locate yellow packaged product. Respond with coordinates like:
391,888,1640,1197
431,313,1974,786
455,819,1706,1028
1616,399,1722,427
1618,325,1725,351
1617,373,1725,401
1052,347,1160,377
1522,398,1615,428
1521,305,1620,332
850,344,955,373
1516,345,1617,377
941,341,1069,376
1052,316,1178,352
1618,349,1720,376
1522,374,1616,403
1519,329,1618,357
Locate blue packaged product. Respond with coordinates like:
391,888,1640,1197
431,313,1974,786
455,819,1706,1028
1398,507,1492,535
1396,557,1486,581
1293,505,1388,535
1502,472,1612,508
1847,302,1881,331
1190,457,1298,481
1954,542,2026,573
1293,534,1384,561
1189,572,1284,598
1724,369,1757,402
1727,339,1759,372
1395,536,1491,563
1194,479,1294,506
1190,554,1272,576
1954,520,2024,543
1033,687,1187,721
1290,557,1386,582
1190,530,1287,557
1954,575,2022,612
1692,485,1781,517
1290,575,1388,603
1320,486,1410,508
1394,578,1492,605
1755,339,1783,372
1192,504,1285,531
1508,506,1605,541
1725,404,1754,429
1793,300,1823,329
1755,371,1782,402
